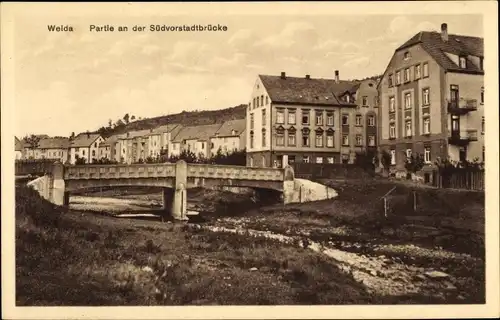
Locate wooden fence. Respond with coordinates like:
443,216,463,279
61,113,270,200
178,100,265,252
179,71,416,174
290,163,374,180
432,169,485,191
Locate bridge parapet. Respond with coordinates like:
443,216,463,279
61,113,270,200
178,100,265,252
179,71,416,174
64,163,176,180
186,163,285,181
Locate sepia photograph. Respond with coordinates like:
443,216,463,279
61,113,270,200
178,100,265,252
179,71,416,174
1,1,499,319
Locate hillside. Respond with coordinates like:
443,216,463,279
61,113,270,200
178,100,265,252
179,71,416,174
94,104,247,138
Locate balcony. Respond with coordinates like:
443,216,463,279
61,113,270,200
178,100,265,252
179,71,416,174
448,129,478,145
448,99,478,114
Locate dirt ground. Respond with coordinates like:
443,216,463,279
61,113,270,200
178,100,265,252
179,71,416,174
66,179,485,304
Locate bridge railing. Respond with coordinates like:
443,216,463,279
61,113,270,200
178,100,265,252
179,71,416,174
64,163,176,180
186,163,285,181
15,159,57,176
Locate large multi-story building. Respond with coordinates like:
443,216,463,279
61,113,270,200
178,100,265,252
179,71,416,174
378,23,484,175
146,124,183,159
69,133,104,164
245,71,380,167
209,119,246,154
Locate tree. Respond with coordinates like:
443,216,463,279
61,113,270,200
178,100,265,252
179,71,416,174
108,119,113,128
123,113,130,124
404,153,425,176
354,149,377,171
75,155,86,165
70,132,75,140
131,115,136,121
23,134,40,151
379,149,392,172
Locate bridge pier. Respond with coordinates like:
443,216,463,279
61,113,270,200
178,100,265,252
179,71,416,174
172,160,188,221
51,162,66,206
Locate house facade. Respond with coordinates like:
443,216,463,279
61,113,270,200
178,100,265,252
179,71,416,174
246,71,379,168
170,124,222,159
378,23,484,175
15,137,23,159
210,119,246,154
146,124,182,159
69,133,104,164
23,137,71,163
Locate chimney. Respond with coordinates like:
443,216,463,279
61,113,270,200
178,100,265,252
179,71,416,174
305,74,310,79
86,131,90,139
280,71,286,79
334,70,340,83
441,23,448,42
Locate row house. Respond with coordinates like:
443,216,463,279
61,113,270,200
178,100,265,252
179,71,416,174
69,133,104,164
378,23,484,175
23,137,71,163
246,71,380,167
146,124,183,159
210,119,246,154
98,133,126,162
170,124,223,159
117,129,152,164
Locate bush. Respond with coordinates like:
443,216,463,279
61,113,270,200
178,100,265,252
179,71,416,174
16,185,62,228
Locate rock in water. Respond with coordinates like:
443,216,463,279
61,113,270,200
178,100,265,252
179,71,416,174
424,270,450,279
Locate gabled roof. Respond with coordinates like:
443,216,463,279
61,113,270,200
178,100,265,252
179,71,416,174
38,137,71,149
100,133,126,147
15,137,23,151
146,123,181,136
258,75,359,107
172,124,222,142
397,31,484,73
121,129,152,140
212,119,246,138
70,133,101,147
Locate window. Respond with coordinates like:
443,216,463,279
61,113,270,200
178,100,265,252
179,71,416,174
389,124,396,138
404,92,412,109
396,71,401,85
302,110,310,125
388,74,394,87
276,109,285,124
404,51,410,60
249,157,254,167
423,63,429,77
422,88,430,106
374,96,378,106
355,135,362,146
326,135,334,147
262,130,266,147
302,131,310,147
288,156,296,164
94,143,97,148
342,135,349,146
276,133,285,146
415,64,421,79
459,56,467,68
315,133,323,147
390,149,396,165
404,68,410,82
368,135,375,146
405,120,412,137
315,111,323,125
82,149,86,155
481,87,484,104
423,118,431,134
316,157,323,164
355,115,362,126
362,96,368,106
327,113,334,126
256,96,259,107
250,114,254,130
288,131,296,146
406,149,412,159
482,146,485,162
253,98,256,109
389,96,396,112
262,156,266,167
327,157,334,164
342,114,349,126
346,95,351,103
262,109,266,125
482,116,485,134
368,115,375,126
424,147,431,163
303,156,310,163
288,110,296,124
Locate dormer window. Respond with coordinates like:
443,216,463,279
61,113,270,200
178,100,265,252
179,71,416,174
403,51,410,60
459,56,467,68
346,95,350,103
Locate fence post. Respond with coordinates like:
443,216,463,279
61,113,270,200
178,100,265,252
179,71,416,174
299,185,302,203
413,191,417,212
383,197,387,218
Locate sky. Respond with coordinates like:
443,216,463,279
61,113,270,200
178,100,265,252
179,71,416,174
12,8,483,138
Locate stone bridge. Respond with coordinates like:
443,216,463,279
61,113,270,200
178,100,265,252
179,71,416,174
18,160,296,220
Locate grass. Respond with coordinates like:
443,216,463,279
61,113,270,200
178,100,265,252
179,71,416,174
16,185,378,306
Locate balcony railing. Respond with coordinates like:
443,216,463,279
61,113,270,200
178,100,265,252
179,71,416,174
448,99,478,114
449,129,478,145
